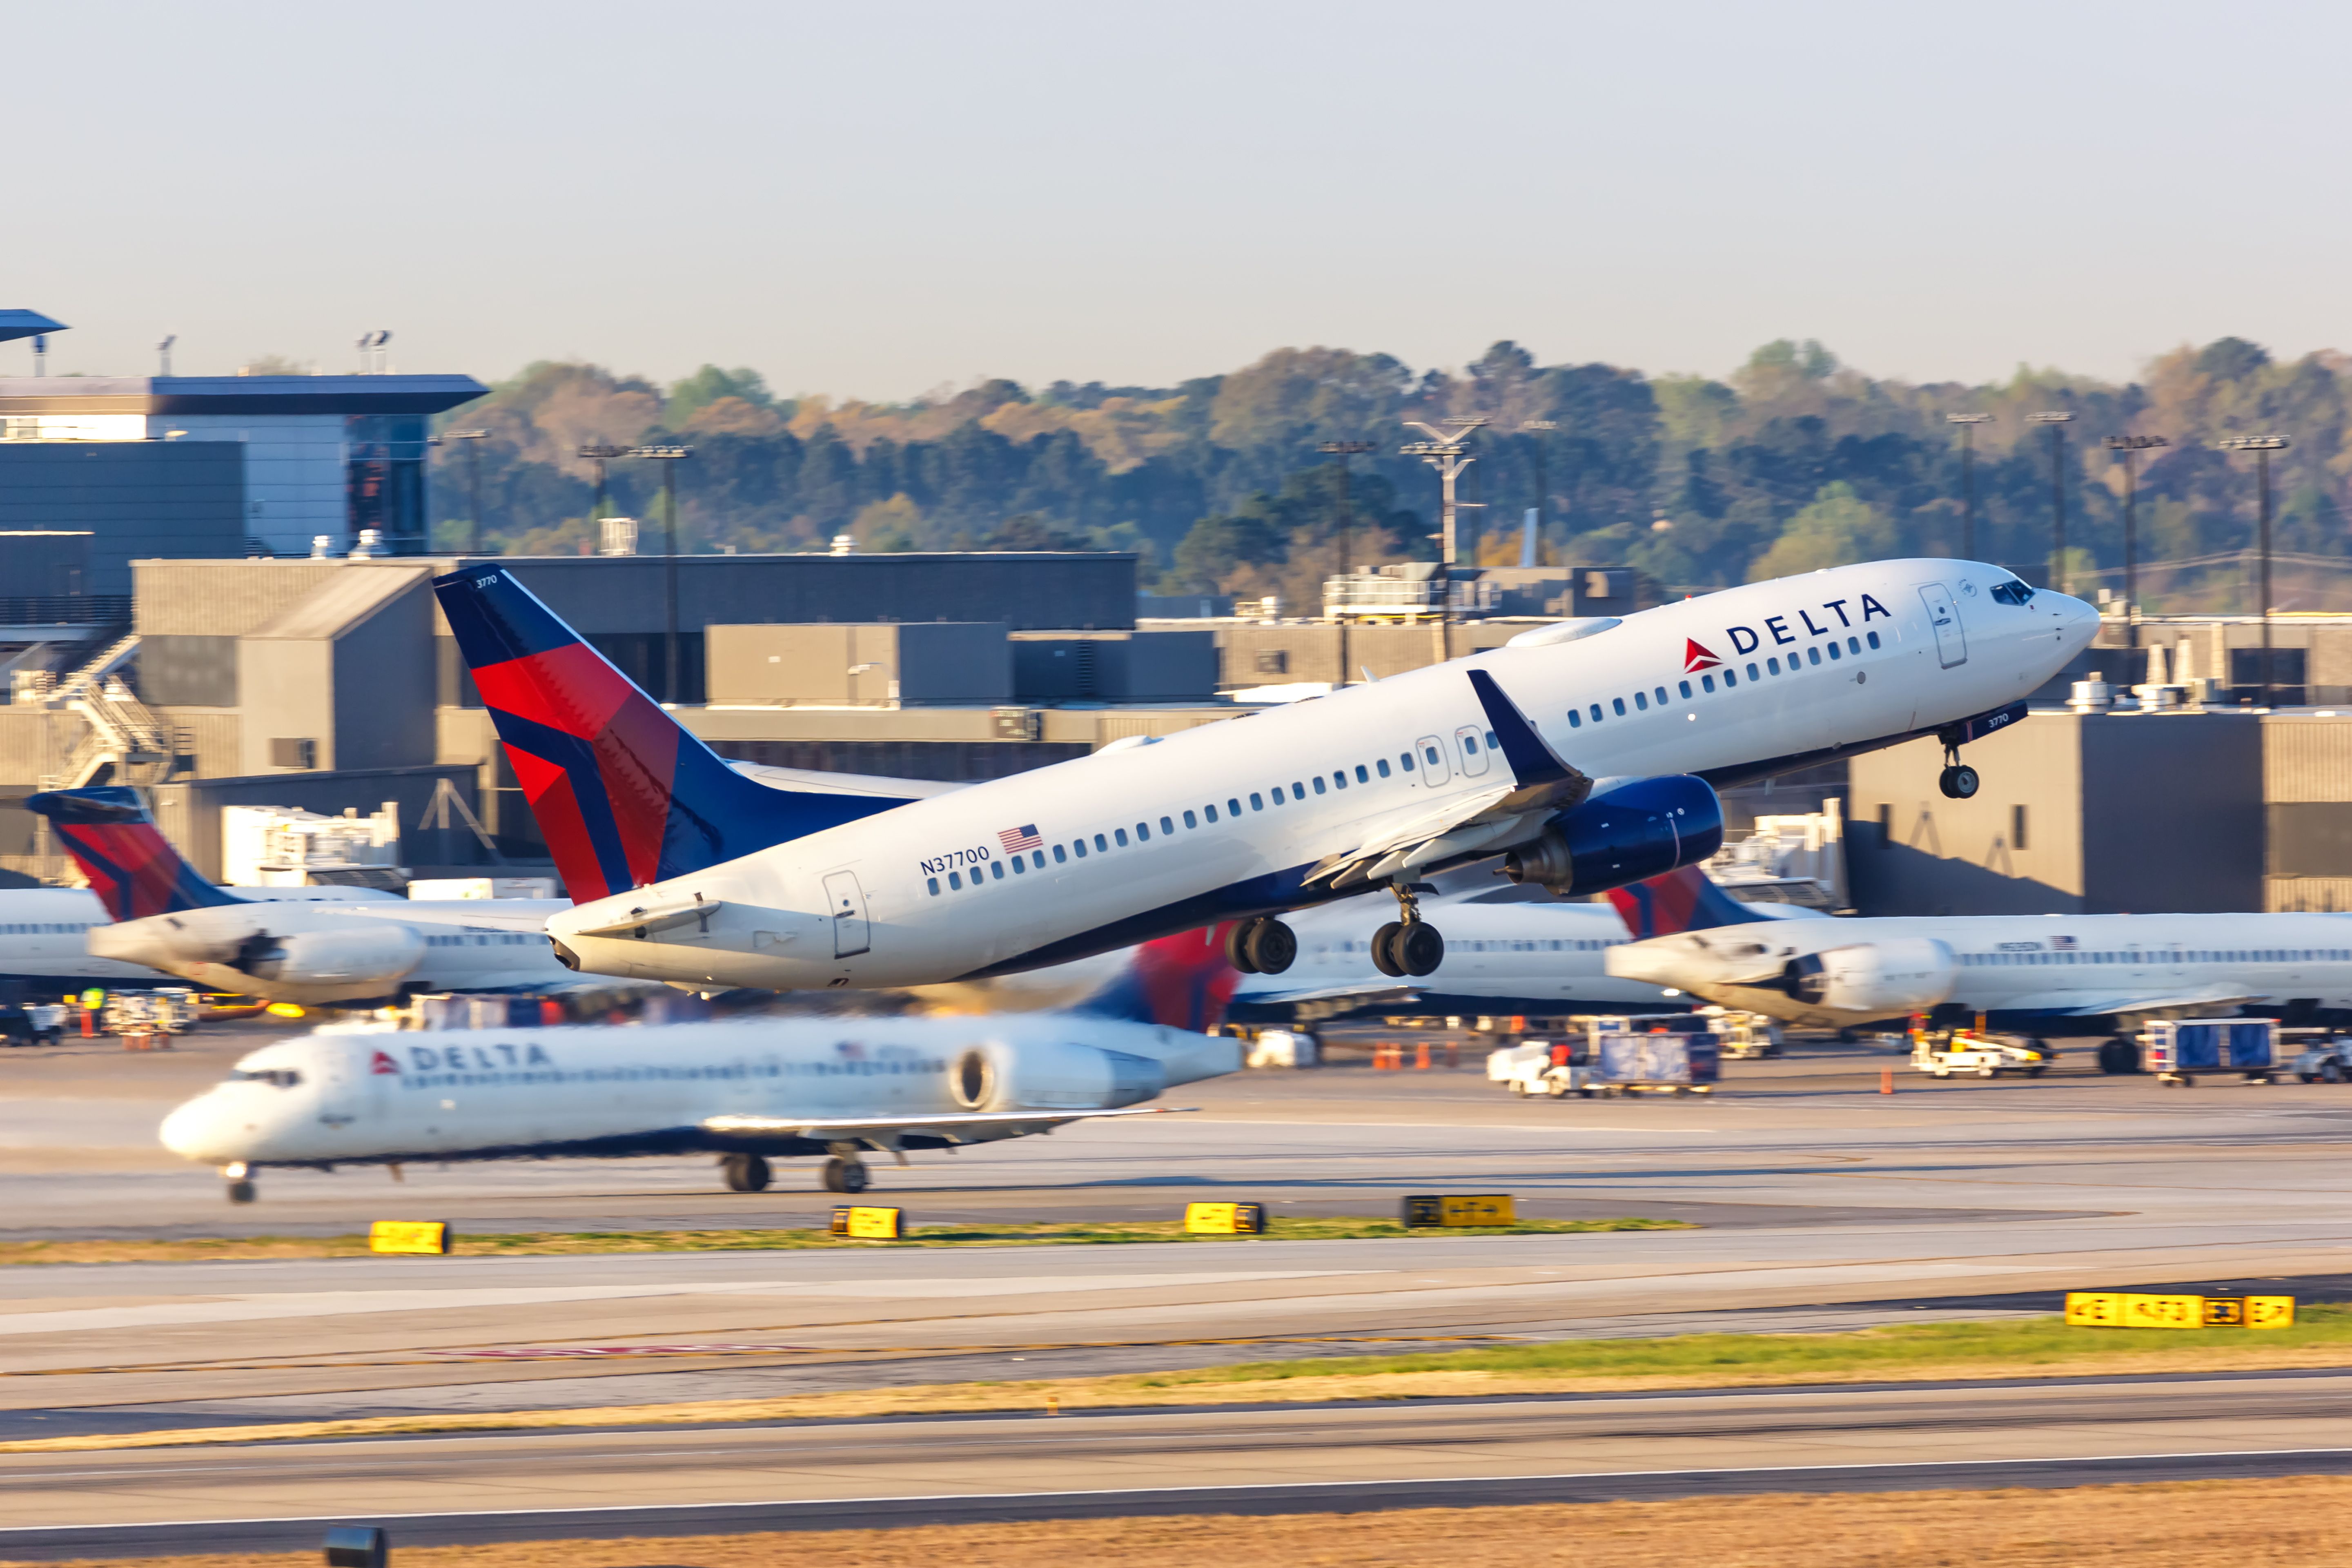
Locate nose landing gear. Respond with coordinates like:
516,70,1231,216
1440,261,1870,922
1369,882,1445,978
1224,917,1297,975
223,1161,255,1204
1937,737,1980,800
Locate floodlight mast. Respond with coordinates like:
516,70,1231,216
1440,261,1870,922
1946,414,1991,560
2220,435,2290,707
1401,415,1489,571
2103,434,2167,646
2027,412,2075,592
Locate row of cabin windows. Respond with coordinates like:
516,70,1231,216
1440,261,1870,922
0,923,93,934
425,933,539,947
1334,936,1619,954
1564,632,1883,729
1959,947,2352,966
925,729,1508,897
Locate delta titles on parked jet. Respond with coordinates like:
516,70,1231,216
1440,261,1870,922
157,925,1245,1204
428,559,2096,996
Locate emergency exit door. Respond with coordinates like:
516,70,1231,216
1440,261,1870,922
1918,583,1968,668
822,870,870,958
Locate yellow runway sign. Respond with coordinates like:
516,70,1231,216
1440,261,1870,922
1402,1194,1516,1227
2065,1291,2294,1328
368,1221,452,1255
1184,1202,1266,1234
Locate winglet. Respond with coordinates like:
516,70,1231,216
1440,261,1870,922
1465,668,1575,787
23,786,239,920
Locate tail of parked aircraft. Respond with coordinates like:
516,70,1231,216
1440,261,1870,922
1608,866,1768,939
433,568,920,902
23,786,238,920
1073,922,1243,1033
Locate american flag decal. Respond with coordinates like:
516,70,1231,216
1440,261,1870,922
998,824,1042,854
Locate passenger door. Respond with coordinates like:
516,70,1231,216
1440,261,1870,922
1454,725,1491,778
1918,584,1968,668
1414,735,1451,786
823,870,871,958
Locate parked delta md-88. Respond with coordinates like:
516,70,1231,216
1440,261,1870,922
433,561,2096,995
22,787,579,1005
159,927,1243,1203
1605,886,2352,1066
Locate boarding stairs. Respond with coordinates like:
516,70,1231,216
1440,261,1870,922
37,634,179,790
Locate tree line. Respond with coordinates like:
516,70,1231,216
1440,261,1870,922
430,336,2352,614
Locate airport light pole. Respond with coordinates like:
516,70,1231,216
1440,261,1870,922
579,443,631,537
1946,414,1991,560
2026,412,2075,592
2220,435,2290,707
2103,435,2166,645
1316,441,1375,582
634,445,694,704
1520,420,1558,567
446,430,490,556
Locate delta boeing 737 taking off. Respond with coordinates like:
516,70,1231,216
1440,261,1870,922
431,560,2096,995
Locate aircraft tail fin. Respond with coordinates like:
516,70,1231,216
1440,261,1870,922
1071,923,1243,1033
1607,865,1769,939
432,567,915,903
22,786,239,921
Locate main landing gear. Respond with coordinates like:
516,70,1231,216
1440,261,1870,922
1937,736,1980,800
719,1153,772,1192
1225,916,1297,975
1369,882,1445,979
822,1155,870,1194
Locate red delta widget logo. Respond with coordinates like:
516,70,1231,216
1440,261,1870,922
1719,593,1892,657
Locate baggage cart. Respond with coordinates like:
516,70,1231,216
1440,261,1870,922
1590,1031,1719,1096
2145,1018,2277,1087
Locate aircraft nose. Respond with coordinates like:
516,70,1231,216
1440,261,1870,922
2049,591,2101,649
158,1096,231,1162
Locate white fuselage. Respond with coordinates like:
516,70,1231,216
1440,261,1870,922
0,886,405,987
157,1015,1241,1169
1610,912,2352,1030
89,899,578,1004
550,562,2098,992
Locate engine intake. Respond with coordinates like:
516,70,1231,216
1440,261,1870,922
1503,775,1724,895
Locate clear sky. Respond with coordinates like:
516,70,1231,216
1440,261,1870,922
9,0,2344,396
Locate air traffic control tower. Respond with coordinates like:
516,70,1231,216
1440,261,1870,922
0,312,486,592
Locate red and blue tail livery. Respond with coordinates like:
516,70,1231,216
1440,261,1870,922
433,568,917,903
1607,865,1768,940
24,786,238,921
1075,922,1243,1033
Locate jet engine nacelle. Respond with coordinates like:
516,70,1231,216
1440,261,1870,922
1502,775,1724,895
1784,939,1956,1016
950,1038,1168,1112
242,926,428,985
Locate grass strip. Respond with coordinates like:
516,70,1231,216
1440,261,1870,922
16,1477,2352,1568
0,1215,1687,1266
11,1307,2352,1456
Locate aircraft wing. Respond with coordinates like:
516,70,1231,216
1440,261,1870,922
1305,668,1591,891
702,1107,1194,1141
2002,984,2265,1018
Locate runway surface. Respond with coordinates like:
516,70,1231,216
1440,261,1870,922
7,1027,2352,1546
7,1371,2352,1556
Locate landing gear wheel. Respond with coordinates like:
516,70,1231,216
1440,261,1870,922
1938,764,1980,800
1224,922,1261,975
1370,921,1407,978
2098,1037,2138,1074
721,1153,772,1192
822,1157,869,1194
226,1179,256,1205
1239,918,1296,975
2323,1060,2346,1084
1397,922,1445,977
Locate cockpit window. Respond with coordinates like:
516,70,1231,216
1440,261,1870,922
229,1067,301,1088
1988,578,2035,606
